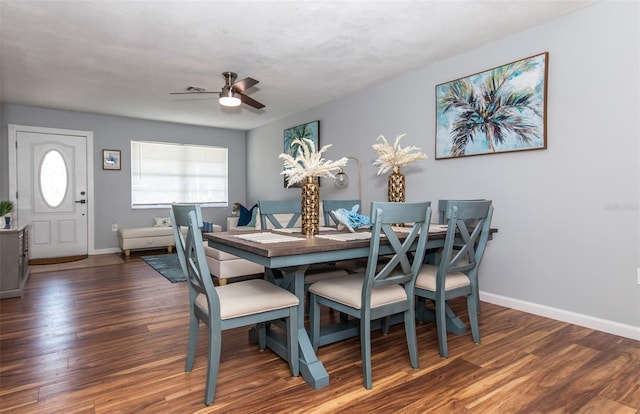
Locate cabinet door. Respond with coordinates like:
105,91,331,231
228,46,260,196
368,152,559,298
0,231,20,292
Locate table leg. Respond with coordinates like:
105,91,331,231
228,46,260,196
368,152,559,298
255,265,330,389
290,265,329,388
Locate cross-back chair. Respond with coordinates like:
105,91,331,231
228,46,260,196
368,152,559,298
309,201,432,389
258,199,301,229
322,199,361,226
433,198,488,311
437,199,487,224
171,204,299,405
415,200,493,358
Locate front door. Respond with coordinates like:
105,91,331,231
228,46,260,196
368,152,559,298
14,129,89,259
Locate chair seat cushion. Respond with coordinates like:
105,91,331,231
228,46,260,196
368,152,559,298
196,279,299,320
415,264,470,291
303,264,349,284
308,274,407,309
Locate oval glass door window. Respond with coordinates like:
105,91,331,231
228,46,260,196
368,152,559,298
40,150,68,208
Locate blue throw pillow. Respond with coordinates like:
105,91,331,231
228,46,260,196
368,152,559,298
237,204,251,226
247,206,259,227
237,203,258,226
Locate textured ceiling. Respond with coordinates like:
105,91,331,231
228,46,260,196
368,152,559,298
0,1,596,130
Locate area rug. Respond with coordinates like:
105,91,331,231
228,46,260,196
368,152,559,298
141,254,186,283
30,255,89,265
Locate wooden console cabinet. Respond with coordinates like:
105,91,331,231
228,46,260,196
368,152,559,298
0,224,30,299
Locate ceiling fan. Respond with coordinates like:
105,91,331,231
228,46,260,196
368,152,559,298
170,72,265,109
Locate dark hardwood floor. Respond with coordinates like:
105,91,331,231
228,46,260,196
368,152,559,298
1,252,639,413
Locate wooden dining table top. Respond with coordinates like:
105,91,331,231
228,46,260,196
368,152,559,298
204,225,497,260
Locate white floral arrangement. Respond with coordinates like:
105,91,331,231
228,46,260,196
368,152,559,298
372,133,427,175
279,138,348,187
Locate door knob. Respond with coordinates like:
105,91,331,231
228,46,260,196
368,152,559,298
75,200,86,204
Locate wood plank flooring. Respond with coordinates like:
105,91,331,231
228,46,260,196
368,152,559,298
1,252,639,413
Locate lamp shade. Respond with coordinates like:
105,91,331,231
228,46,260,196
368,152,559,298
334,168,349,189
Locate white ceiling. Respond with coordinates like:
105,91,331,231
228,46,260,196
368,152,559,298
0,0,596,131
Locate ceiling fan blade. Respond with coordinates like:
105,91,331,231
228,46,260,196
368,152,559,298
232,77,259,93
169,91,218,95
240,93,265,109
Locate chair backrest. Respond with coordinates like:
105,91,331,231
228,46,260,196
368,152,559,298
171,204,220,317
322,199,361,226
437,200,494,287
437,199,487,224
363,202,432,301
258,200,301,229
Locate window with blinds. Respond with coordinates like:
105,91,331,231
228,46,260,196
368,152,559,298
131,141,228,208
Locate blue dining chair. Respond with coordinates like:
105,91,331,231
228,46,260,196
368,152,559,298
434,198,489,312
415,200,493,358
322,199,361,226
309,201,432,389
171,204,299,405
257,199,301,229
437,198,487,224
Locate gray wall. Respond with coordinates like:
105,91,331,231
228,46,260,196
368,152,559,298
1,104,248,250
247,2,640,330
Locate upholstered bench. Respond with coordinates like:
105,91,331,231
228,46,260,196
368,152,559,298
198,214,271,285
118,224,221,256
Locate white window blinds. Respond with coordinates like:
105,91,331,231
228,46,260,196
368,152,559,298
131,141,228,208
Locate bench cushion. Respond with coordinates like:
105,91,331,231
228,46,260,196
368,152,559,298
119,226,174,238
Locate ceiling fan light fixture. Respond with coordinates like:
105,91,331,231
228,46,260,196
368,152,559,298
219,88,241,107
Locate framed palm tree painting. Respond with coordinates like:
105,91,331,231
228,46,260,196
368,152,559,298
435,52,548,159
283,120,320,187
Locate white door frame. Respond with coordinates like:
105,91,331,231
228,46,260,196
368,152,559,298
8,124,96,255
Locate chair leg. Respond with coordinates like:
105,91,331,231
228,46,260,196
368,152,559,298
415,297,425,322
403,308,419,369
204,325,222,405
288,307,299,377
435,298,449,358
467,294,480,344
360,315,373,389
257,322,267,350
339,311,349,323
185,313,199,372
380,316,390,335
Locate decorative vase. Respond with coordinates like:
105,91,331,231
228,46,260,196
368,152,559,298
4,216,10,229
301,176,320,236
388,168,406,203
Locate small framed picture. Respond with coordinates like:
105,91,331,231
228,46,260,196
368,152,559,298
103,149,121,170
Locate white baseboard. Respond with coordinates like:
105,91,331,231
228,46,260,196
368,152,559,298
90,247,122,255
480,291,640,341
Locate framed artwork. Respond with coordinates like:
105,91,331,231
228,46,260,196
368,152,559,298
102,149,121,170
435,52,548,159
283,120,320,187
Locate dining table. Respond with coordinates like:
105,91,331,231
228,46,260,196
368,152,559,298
204,224,497,389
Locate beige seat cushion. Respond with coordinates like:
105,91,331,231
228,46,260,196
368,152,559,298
415,264,470,291
203,244,239,261
308,274,407,309
119,226,175,238
195,279,299,320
